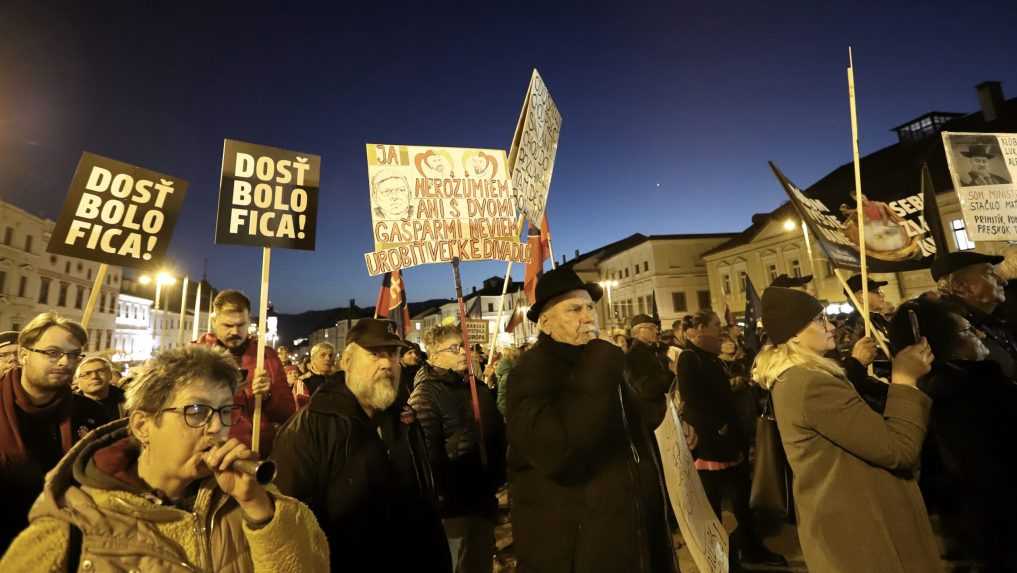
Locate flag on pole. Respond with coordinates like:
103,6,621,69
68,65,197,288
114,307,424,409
374,270,411,338
505,305,524,333
524,215,551,305
651,290,660,322
922,162,949,256
743,277,762,354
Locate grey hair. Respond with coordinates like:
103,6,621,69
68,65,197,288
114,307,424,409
74,355,114,379
311,341,335,356
423,323,461,347
125,345,243,415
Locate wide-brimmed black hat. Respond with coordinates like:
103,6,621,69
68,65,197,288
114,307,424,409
960,144,996,159
846,274,888,293
346,318,410,349
770,274,812,288
628,314,658,329
930,251,1004,281
761,287,824,345
527,267,603,322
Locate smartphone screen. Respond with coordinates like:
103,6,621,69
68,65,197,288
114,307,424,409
907,309,921,344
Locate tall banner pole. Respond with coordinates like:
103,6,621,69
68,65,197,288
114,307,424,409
153,281,163,351
251,247,271,454
847,47,873,338
191,280,202,342
80,263,108,329
206,288,214,334
177,276,189,346
488,214,526,359
451,257,488,468
832,268,891,358
800,224,823,293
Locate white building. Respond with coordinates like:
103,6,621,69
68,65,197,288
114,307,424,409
407,277,534,351
0,199,121,351
112,274,214,364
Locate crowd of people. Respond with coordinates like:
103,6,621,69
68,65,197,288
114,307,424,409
1,249,1016,571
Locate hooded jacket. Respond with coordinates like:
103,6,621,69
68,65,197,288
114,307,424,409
194,333,295,456
0,419,329,572
506,334,678,573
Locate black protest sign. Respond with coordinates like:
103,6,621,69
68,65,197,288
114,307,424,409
770,162,933,273
216,139,321,250
47,152,188,268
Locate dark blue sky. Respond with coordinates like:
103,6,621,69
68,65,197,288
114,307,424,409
3,1,1016,312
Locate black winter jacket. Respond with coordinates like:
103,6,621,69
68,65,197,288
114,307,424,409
625,339,673,425
506,334,678,573
272,374,451,572
675,342,747,462
408,364,506,518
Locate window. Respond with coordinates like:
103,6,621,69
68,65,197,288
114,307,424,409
57,282,68,306
624,268,629,278
18,276,27,298
634,264,640,275
646,295,655,314
24,235,32,253
739,271,748,292
50,255,57,265
643,261,649,272
77,263,83,272
766,263,778,281
99,291,106,313
722,274,732,295
87,268,92,280
38,278,51,304
65,261,71,274
951,219,975,251
672,292,688,313
487,303,494,312
75,286,84,309
790,259,802,278
0,270,5,294
697,290,711,310
638,297,645,314
2,227,12,246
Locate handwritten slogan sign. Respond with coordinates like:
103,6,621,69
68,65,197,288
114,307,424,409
508,69,562,225
942,132,1017,241
656,397,729,573
770,162,934,273
47,152,188,268
216,139,320,250
363,144,531,276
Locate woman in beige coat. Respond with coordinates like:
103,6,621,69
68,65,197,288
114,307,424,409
753,287,941,573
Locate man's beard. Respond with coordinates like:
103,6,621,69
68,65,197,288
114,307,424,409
348,373,397,411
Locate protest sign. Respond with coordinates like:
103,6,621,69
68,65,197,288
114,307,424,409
363,144,531,276
465,318,489,344
942,132,1017,241
770,162,934,273
507,69,562,226
47,152,188,268
656,397,729,573
216,139,321,250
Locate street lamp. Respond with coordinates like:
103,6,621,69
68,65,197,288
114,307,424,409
783,219,797,232
139,269,178,352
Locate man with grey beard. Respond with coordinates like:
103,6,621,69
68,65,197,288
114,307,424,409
505,268,679,573
272,318,450,572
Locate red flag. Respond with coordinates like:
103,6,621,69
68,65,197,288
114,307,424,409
374,270,412,338
505,306,524,333
524,215,551,305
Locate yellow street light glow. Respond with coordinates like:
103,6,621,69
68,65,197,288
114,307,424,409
783,219,797,231
138,275,152,285
156,271,176,286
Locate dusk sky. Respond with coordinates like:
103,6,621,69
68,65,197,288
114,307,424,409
3,1,1016,313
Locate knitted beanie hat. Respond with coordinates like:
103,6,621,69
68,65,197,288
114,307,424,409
761,287,824,345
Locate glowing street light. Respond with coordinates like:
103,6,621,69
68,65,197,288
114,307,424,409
783,219,797,232
138,275,152,285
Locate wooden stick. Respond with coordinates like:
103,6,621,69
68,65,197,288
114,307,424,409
451,257,488,468
206,288,214,335
252,247,271,454
191,280,202,342
177,276,189,346
153,281,163,352
81,263,108,330
488,214,527,359
847,47,872,338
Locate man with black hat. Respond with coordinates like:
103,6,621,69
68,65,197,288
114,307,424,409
626,314,673,413
836,274,894,376
770,273,812,291
272,318,451,572
0,331,18,377
959,144,1010,187
505,267,679,573
932,251,1017,379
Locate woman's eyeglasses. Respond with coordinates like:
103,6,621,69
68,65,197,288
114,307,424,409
159,404,243,428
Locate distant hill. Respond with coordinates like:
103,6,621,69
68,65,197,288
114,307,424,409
273,298,452,345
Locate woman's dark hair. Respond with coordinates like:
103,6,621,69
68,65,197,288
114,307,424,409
888,298,965,361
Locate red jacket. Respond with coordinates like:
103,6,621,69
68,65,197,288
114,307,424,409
194,333,295,456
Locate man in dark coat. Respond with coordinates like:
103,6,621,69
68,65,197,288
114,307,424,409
625,314,672,422
73,355,126,420
506,268,679,573
409,323,506,573
272,318,451,572
0,313,111,552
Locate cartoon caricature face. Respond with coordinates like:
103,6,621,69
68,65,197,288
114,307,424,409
372,169,411,220
423,153,451,177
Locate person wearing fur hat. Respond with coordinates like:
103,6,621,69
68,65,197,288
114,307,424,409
753,286,940,572
505,267,678,573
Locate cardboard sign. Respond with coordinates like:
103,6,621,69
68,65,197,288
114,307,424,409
47,152,188,268
507,69,562,226
656,397,729,573
363,144,531,276
942,132,1017,241
770,162,934,272
216,139,321,250
465,318,489,344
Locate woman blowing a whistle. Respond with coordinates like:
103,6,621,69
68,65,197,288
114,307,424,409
0,345,329,572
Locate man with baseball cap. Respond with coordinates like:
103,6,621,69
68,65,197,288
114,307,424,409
932,251,1017,378
0,331,18,377
836,275,894,377
505,267,678,572
770,273,812,291
626,314,673,406
273,318,450,572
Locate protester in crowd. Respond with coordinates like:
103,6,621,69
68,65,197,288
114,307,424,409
667,315,693,372
754,286,940,572
494,346,520,418
932,251,1017,379
0,344,329,571
195,289,295,456
836,274,894,377
506,267,678,573
0,331,19,377
401,341,425,391
677,309,785,569
0,313,111,552
299,341,337,397
74,355,126,420
889,298,1017,570
625,315,672,421
409,323,506,573
718,335,759,443
273,319,451,572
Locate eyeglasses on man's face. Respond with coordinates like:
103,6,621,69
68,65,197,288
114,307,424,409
159,404,243,428
27,347,85,363
436,343,465,354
